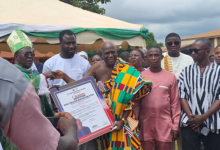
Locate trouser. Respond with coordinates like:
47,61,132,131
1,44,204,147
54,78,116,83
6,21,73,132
141,140,172,150
181,126,220,150
78,139,98,150
171,130,182,150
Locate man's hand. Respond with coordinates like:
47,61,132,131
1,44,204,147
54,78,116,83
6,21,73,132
112,120,124,131
53,70,65,79
43,71,56,79
188,114,205,126
190,125,200,133
56,112,78,150
171,130,179,141
52,105,59,113
54,112,77,135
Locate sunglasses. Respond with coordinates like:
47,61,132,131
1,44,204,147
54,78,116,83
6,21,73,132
166,41,180,46
189,48,208,54
17,52,35,58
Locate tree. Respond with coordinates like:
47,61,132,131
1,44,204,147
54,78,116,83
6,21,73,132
60,0,111,15
146,32,163,49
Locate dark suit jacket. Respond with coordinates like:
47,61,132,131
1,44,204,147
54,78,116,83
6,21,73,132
77,126,91,138
34,62,43,74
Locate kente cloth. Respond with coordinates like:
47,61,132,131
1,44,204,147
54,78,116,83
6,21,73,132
6,29,32,55
97,58,152,150
97,81,105,92
13,64,53,117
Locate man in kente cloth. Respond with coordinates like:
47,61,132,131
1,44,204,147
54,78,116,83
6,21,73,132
6,29,62,116
57,41,152,150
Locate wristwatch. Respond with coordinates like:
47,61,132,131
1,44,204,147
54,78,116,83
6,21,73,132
121,118,127,124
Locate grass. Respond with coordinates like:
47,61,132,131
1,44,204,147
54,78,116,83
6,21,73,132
0,130,18,150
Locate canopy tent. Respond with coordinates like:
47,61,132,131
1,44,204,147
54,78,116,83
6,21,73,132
0,0,149,56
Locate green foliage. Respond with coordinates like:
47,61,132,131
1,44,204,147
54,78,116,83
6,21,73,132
146,32,163,49
60,0,111,15
87,46,132,58
0,131,18,150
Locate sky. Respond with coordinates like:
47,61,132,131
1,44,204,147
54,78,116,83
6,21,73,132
99,0,220,44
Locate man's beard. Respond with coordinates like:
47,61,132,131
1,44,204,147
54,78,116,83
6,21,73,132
62,49,75,58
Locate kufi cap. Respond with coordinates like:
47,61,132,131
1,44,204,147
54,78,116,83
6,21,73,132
77,51,88,59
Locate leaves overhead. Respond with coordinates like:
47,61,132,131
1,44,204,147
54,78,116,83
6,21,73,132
60,0,111,15
146,32,163,49
60,1,162,49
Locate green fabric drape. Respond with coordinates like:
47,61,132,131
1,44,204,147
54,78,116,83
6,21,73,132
3,27,149,40
14,64,40,94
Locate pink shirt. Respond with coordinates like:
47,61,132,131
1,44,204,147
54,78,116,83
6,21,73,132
134,69,180,142
2,83,60,150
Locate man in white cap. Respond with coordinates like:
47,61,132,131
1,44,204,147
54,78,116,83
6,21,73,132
78,51,88,60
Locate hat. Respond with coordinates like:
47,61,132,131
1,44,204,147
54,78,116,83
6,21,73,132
77,51,88,59
7,29,32,55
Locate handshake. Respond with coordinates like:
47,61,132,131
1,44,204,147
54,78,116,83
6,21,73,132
42,70,65,80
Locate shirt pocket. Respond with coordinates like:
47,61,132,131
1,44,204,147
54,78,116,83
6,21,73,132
159,85,169,89
158,85,169,95
157,85,170,103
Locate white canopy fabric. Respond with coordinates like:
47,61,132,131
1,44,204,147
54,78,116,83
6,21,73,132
0,0,143,28
0,0,147,54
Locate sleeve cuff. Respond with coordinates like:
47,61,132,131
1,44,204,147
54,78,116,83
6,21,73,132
172,125,179,131
38,74,50,95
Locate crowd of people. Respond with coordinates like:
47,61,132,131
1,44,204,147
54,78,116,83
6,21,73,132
0,29,220,150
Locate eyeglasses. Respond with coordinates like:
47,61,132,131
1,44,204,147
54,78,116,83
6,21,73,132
17,52,35,58
189,48,208,54
166,41,180,46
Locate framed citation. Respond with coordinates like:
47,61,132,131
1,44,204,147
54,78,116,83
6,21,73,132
50,76,115,145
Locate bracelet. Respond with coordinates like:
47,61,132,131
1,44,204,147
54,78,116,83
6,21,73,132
121,118,127,124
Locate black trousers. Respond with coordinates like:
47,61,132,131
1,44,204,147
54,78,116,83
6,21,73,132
181,126,220,150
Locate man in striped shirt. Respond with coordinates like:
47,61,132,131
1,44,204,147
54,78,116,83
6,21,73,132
179,38,220,150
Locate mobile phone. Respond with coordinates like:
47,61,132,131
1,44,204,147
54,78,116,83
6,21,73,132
200,126,210,136
47,117,63,136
